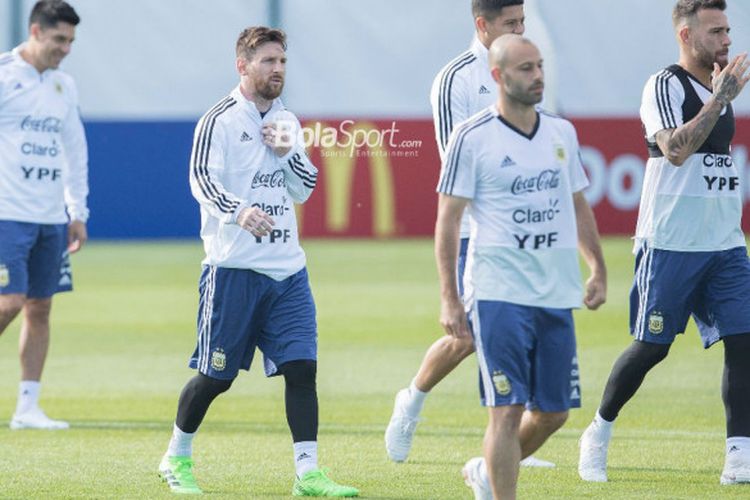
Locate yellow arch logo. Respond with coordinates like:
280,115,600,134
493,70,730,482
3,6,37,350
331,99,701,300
302,121,396,237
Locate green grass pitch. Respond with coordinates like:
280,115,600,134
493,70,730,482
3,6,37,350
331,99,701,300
0,238,746,498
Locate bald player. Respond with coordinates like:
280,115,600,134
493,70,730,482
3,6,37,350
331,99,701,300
386,0,556,469
435,34,606,499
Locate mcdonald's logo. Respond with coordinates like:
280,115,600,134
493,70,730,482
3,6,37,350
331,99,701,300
300,121,397,237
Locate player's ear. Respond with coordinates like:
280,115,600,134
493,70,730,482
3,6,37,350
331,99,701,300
236,57,246,76
29,23,42,40
678,25,690,45
475,16,487,35
491,66,502,84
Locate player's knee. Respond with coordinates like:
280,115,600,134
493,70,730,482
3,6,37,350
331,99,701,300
451,335,476,359
0,295,25,325
632,340,670,366
538,410,568,431
281,360,317,389
489,405,524,430
187,373,233,398
23,298,52,324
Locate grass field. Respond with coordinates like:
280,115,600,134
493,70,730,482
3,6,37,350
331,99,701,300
0,238,745,499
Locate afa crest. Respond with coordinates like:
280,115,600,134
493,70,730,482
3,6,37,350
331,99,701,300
553,143,567,164
211,348,226,371
0,264,9,287
492,370,511,396
648,311,664,335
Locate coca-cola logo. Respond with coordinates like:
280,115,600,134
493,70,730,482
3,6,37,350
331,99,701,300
20,116,62,134
511,169,560,195
251,169,286,189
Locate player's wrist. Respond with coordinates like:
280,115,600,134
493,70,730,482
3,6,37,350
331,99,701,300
230,202,251,225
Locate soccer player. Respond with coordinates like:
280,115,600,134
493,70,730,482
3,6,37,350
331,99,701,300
578,0,750,486
437,34,606,499
0,0,88,430
386,0,555,468
157,27,358,497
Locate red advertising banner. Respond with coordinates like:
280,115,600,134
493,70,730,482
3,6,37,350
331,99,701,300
297,118,750,237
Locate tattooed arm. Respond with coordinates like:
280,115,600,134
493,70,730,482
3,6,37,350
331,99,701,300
656,54,750,166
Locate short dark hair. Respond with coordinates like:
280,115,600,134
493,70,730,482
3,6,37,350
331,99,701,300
236,26,287,60
29,0,80,28
672,0,726,27
472,0,524,22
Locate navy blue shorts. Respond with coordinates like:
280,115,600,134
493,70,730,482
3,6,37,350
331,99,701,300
0,220,71,298
457,237,469,298
189,266,317,380
630,244,750,348
470,300,580,412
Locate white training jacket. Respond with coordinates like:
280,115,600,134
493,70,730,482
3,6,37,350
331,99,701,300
189,86,318,281
430,36,496,239
0,45,89,224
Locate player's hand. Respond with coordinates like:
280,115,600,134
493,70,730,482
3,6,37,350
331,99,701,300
583,272,606,310
262,123,293,157
236,206,275,237
440,297,471,339
67,220,87,253
712,53,750,105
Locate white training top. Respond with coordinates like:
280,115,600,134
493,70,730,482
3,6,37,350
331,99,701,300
437,106,589,309
637,66,744,252
189,86,319,281
0,45,89,224
430,36,496,238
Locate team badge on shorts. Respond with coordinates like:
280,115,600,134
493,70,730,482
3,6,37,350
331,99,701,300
211,348,226,371
492,370,512,396
0,264,9,287
648,311,664,335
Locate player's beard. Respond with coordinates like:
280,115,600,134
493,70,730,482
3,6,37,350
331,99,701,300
41,47,66,70
506,79,544,106
256,73,284,100
695,40,728,70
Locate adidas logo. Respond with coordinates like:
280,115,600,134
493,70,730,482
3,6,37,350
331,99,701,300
479,85,491,95
240,131,252,142
296,453,311,461
13,82,22,90
729,445,740,453
500,155,516,168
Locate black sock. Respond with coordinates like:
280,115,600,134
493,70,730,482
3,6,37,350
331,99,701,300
599,341,670,422
175,373,233,433
723,334,750,437
281,360,318,442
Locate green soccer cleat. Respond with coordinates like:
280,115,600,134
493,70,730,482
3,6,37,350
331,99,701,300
158,455,203,494
292,468,359,497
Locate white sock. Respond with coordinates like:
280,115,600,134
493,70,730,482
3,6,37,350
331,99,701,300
727,437,750,458
403,380,427,418
167,423,195,457
478,457,489,484
294,441,318,477
592,411,613,442
15,381,41,415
